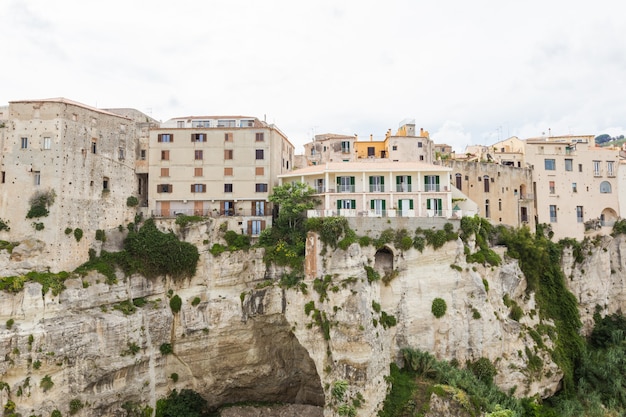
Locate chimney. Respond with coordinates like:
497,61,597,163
370,134,373,141
420,128,424,136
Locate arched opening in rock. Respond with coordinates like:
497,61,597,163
374,246,394,275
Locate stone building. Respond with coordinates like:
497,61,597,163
148,116,294,235
0,98,149,271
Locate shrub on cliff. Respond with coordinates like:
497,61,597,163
124,218,199,279
155,389,207,417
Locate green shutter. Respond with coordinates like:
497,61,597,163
337,200,341,210
398,200,402,210
369,176,373,185
409,200,414,209
380,176,384,185
382,200,386,210
351,200,356,209
396,176,401,185
407,176,412,185
337,177,341,186
427,199,431,210
370,200,375,209
350,177,355,186
435,176,440,185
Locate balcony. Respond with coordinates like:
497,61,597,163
369,185,385,192
396,184,412,192
424,184,441,192
337,185,356,193
307,208,471,219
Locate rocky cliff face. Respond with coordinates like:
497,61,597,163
0,221,623,416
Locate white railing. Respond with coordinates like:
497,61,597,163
307,209,470,219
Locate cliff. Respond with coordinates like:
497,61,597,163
0,220,622,416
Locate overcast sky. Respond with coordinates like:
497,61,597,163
2,0,624,152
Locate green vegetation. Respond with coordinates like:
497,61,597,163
191,297,201,306
169,295,182,313
126,196,139,207
170,373,179,382
155,388,207,417
160,343,173,355
431,298,447,318
33,222,44,231
69,398,84,415
0,271,69,296
364,266,380,283
0,218,9,232
51,410,62,417
460,216,501,266
26,189,56,219
73,228,83,242
40,375,54,392
95,229,106,242
121,341,141,356
6,319,14,330
175,215,204,228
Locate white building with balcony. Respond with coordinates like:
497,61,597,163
278,161,472,219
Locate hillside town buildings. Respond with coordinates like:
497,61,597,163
0,96,623,271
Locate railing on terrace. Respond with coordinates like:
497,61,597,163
369,185,385,192
396,185,412,192
307,209,471,219
152,208,271,218
519,193,535,200
313,186,446,194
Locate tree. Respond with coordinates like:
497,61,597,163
269,182,318,231
155,389,207,417
595,134,611,145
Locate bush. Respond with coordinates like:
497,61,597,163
51,410,62,417
160,343,173,355
73,228,83,242
209,243,226,256
169,295,182,313
224,230,250,250
175,214,203,228
6,319,14,330
170,373,179,382
126,196,139,207
191,297,201,307
65,227,73,235
0,218,9,232
95,229,106,242
469,357,497,385
432,298,447,318
26,190,56,219
69,398,84,415
40,374,54,392
33,222,44,231
155,389,207,417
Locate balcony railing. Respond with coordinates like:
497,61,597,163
369,185,385,192
396,185,412,192
519,193,535,200
152,208,271,218
424,184,440,192
337,185,356,193
307,208,471,219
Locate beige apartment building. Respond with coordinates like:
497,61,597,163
524,135,621,240
0,98,145,271
279,161,472,219
148,116,294,234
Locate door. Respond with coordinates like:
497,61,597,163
194,201,203,216
398,199,413,217
160,201,170,217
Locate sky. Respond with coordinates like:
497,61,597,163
2,0,625,153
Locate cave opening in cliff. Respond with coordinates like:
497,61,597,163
374,246,394,275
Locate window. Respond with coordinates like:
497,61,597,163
337,176,355,192
192,133,206,142
544,159,555,170
424,175,440,192
498,199,502,211
341,141,350,153
549,181,555,194
485,199,490,218
103,177,109,191
223,200,234,215
600,181,612,193
576,206,584,223
224,167,233,176
161,150,170,160
549,205,557,222
255,167,264,176
255,183,268,192
483,176,490,192
396,175,412,192
191,184,206,193
418,142,423,148
158,184,172,193
160,168,169,177
370,199,386,215
225,133,233,142
369,176,384,192
194,150,203,160
572,182,577,193
158,134,173,143
338,199,356,210
250,220,262,235
255,149,264,160
194,167,203,177
21,137,28,149
224,184,233,193
593,160,601,176
224,149,233,160
254,201,265,216
177,121,185,128
118,147,125,160
34,171,40,186
419,155,424,161
43,137,51,150
392,145,397,151
607,161,615,176
426,198,442,216
1,172,4,184
192,120,210,128
255,132,264,142
565,159,573,171
367,147,375,157
578,164,583,172
140,149,146,160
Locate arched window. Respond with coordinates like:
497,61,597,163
483,176,490,192
600,181,612,193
